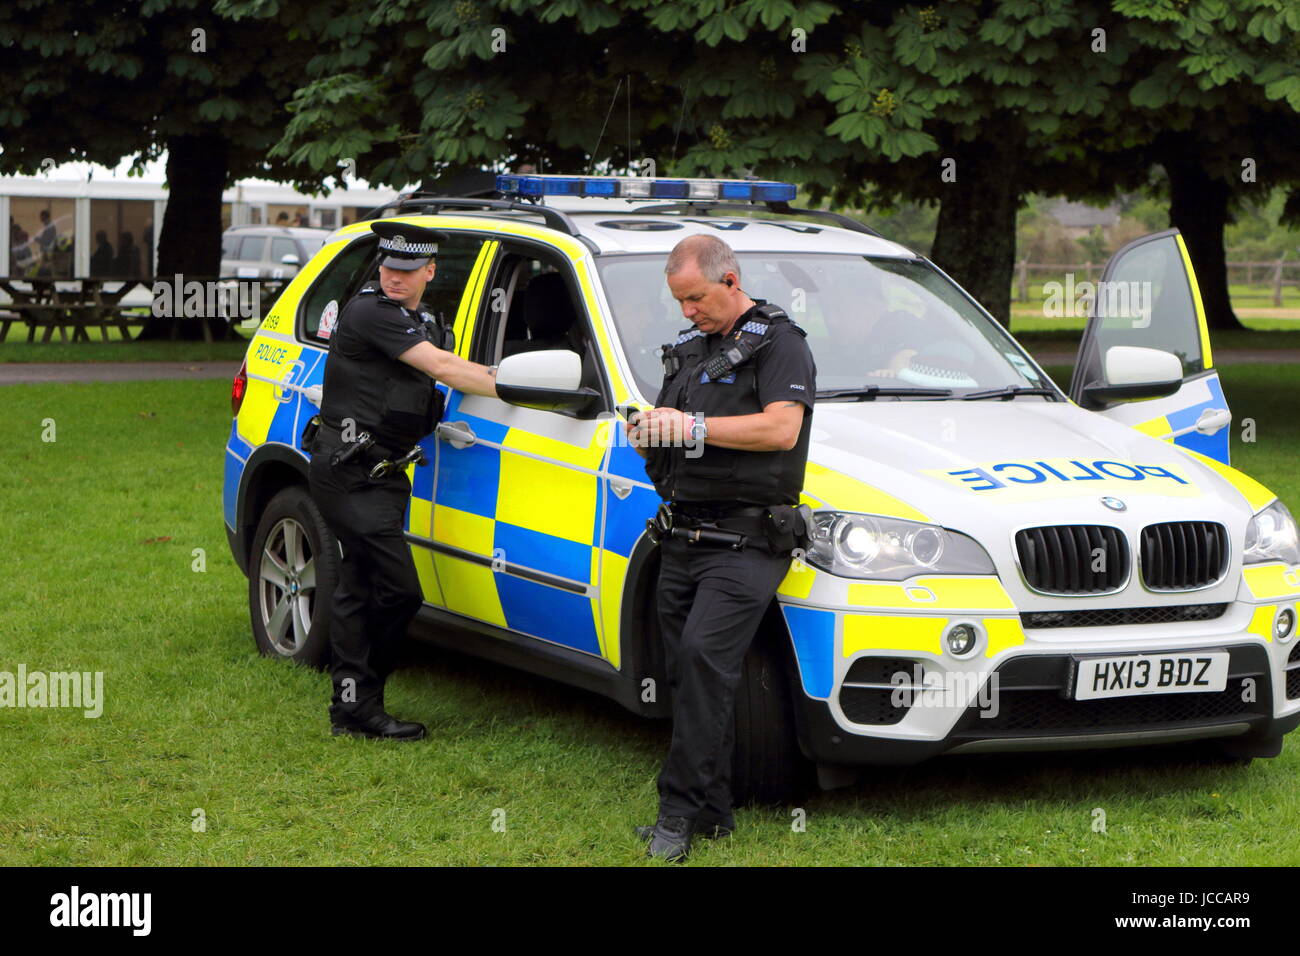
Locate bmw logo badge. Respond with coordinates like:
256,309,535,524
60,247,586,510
1100,496,1127,512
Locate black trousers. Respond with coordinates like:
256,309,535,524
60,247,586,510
655,533,792,824
308,435,423,723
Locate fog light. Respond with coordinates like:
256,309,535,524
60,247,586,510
1276,608,1295,642
947,623,978,656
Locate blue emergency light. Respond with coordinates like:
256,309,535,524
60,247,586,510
495,174,797,203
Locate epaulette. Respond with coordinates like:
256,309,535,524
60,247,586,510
356,283,401,308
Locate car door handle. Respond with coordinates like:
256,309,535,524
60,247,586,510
1165,406,1231,440
436,420,476,449
1194,407,1232,436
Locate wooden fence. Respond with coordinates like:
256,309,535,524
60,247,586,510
1013,260,1300,306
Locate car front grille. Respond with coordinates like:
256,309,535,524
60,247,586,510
1288,642,1300,701
950,645,1270,739
1015,524,1128,594
838,657,926,726
1021,603,1229,629
1140,521,1228,591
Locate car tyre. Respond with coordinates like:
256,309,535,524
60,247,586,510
247,485,338,668
731,626,815,805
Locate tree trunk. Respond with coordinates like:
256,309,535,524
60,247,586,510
929,128,1021,329
137,133,235,340
1162,143,1245,333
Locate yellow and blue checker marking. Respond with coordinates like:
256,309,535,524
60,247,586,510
1167,373,1230,465
424,390,619,659
224,336,327,533
781,606,836,699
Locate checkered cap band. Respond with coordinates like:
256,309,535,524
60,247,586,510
379,235,437,256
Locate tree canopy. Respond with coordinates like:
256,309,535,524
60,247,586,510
3,0,1298,331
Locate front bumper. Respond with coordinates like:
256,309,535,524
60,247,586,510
790,642,1300,767
777,567,1300,766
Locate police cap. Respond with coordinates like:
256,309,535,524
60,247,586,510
371,222,446,271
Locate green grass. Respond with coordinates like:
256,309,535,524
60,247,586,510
1,373,1299,866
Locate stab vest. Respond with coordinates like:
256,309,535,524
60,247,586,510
646,301,810,506
321,285,446,449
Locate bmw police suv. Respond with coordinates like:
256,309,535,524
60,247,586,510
223,174,1300,801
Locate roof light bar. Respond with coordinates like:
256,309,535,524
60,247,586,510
495,174,796,203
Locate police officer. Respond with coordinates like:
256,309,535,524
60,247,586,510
310,221,499,741
627,234,816,860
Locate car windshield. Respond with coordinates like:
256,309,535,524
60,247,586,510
596,253,1054,400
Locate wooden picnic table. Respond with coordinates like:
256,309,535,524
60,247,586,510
0,277,150,343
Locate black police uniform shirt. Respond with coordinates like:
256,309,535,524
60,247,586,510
649,300,816,506
319,286,441,450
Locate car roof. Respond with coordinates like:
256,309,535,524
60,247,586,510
562,212,917,257
341,197,921,259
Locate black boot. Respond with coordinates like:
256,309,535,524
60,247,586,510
644,816,693,862
636,817,733,842
331,711,427,741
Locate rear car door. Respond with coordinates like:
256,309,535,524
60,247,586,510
1068,229,1232,463
429,239,616,658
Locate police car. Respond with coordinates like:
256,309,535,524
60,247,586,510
223,174,1300,800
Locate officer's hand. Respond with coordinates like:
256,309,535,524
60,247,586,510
641,407,690,445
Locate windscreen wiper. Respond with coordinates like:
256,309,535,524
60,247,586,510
816,386,953,401
960,385,1060,401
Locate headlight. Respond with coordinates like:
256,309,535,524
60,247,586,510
1243,500,1300,565
805,513,996,580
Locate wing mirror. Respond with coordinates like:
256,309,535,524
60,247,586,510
280,254,301,267
1083,345,1184,404
495,350,599,412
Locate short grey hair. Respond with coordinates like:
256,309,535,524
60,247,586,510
665,234,740,283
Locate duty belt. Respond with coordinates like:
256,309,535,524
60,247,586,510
647,502,774,550
318,421,397,462
317,421,425,478
671,503,769,534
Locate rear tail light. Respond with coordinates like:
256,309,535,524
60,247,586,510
232,358,248,414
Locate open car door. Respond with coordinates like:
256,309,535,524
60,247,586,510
1068,228,1232,465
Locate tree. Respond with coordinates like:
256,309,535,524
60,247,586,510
0,0,323,338
264,0,1300,329
1116,0,1300,331
265,0,1131,325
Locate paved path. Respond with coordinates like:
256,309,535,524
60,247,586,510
0,361,241,385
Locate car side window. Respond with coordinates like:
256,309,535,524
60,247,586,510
473,245,607,417
412,232,489,330
338,231,489,342
239,236,266,261
270,238,298,264
299,235,377,342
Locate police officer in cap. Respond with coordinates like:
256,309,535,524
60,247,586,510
627,234,816,860
310,221,499,741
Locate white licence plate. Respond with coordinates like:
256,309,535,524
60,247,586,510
1073,651,1230,701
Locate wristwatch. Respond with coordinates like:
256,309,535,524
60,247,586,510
689,414,708,443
